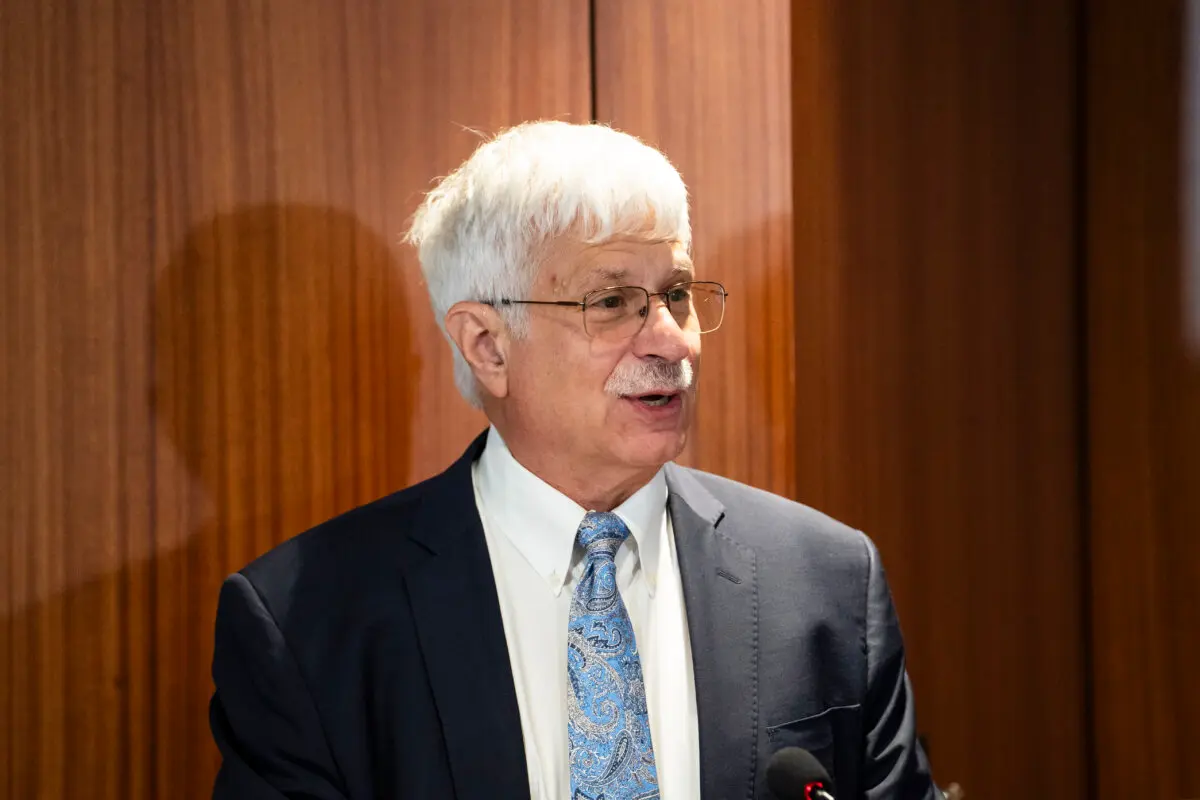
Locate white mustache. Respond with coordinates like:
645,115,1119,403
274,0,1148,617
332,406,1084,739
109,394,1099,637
605,358,694,397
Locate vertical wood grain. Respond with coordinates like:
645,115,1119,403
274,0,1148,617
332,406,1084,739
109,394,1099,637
791,2,1086,796
1086,1,1200,796
1,1,588,796
593,0,796,500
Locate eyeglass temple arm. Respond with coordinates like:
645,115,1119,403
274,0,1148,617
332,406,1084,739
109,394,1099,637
495,299,584,308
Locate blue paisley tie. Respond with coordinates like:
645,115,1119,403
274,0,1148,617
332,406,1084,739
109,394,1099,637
567,511,659,800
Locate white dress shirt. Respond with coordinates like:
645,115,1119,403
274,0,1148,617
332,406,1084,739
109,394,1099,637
472,426,700,799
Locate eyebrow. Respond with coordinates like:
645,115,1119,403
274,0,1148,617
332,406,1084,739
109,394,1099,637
593,267,631,284
671,259,695,278
572,266,630,294
576,261,695,293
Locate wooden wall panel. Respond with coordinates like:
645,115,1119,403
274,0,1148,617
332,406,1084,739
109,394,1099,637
0,1,588,796
791,2,1086,797
1087,1,1200,796
593,0,796,500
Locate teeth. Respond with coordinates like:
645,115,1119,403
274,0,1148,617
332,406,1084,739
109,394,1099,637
640,395,670,407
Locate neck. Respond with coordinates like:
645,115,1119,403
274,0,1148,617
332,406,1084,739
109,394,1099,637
540,464,658,512
490,426,659,511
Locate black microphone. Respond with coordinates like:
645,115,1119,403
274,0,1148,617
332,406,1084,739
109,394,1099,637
765,746,835,800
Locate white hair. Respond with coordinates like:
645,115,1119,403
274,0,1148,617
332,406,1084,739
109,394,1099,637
404,120,691,407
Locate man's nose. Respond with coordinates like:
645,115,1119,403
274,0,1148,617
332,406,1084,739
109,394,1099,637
632,299,692,361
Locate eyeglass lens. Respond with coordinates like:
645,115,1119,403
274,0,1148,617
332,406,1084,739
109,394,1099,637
582,282,725,340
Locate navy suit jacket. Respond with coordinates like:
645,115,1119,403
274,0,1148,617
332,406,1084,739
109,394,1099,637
210,433,938,799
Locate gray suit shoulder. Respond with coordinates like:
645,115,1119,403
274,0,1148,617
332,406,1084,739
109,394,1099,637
670,465,874,566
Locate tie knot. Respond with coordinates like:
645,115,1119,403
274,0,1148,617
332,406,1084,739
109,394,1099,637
576,511,630,561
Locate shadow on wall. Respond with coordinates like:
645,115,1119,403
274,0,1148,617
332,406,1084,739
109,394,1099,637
11,205,418,796
150,203,420,790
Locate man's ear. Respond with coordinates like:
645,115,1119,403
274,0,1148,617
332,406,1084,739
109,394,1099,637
444,301,510,399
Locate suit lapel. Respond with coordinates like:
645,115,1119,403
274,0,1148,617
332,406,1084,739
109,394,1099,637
667,465,760,800
404,433,530,800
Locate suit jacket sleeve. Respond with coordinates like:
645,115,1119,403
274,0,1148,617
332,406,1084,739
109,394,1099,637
862,535,940,800
210,572,349,799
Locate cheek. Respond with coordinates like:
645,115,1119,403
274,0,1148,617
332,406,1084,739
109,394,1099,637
512,324,610,402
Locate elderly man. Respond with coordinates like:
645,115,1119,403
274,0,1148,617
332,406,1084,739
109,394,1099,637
209,121,941,799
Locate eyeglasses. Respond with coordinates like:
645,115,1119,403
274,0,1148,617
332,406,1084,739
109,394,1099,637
491,280,728,342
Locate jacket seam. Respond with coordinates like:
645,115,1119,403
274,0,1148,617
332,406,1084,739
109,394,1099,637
858,530,873,700
235,571,351,793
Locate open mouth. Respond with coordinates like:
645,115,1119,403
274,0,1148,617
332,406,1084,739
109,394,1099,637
625,393,677,407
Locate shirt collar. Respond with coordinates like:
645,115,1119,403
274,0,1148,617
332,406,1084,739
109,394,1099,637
474,426,667,596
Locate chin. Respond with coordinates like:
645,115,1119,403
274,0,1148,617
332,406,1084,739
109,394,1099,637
615,428,689,468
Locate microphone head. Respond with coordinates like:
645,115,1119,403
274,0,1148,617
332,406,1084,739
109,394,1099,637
765,746,833,800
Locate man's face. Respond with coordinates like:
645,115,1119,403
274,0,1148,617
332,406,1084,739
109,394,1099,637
503,234,702,475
